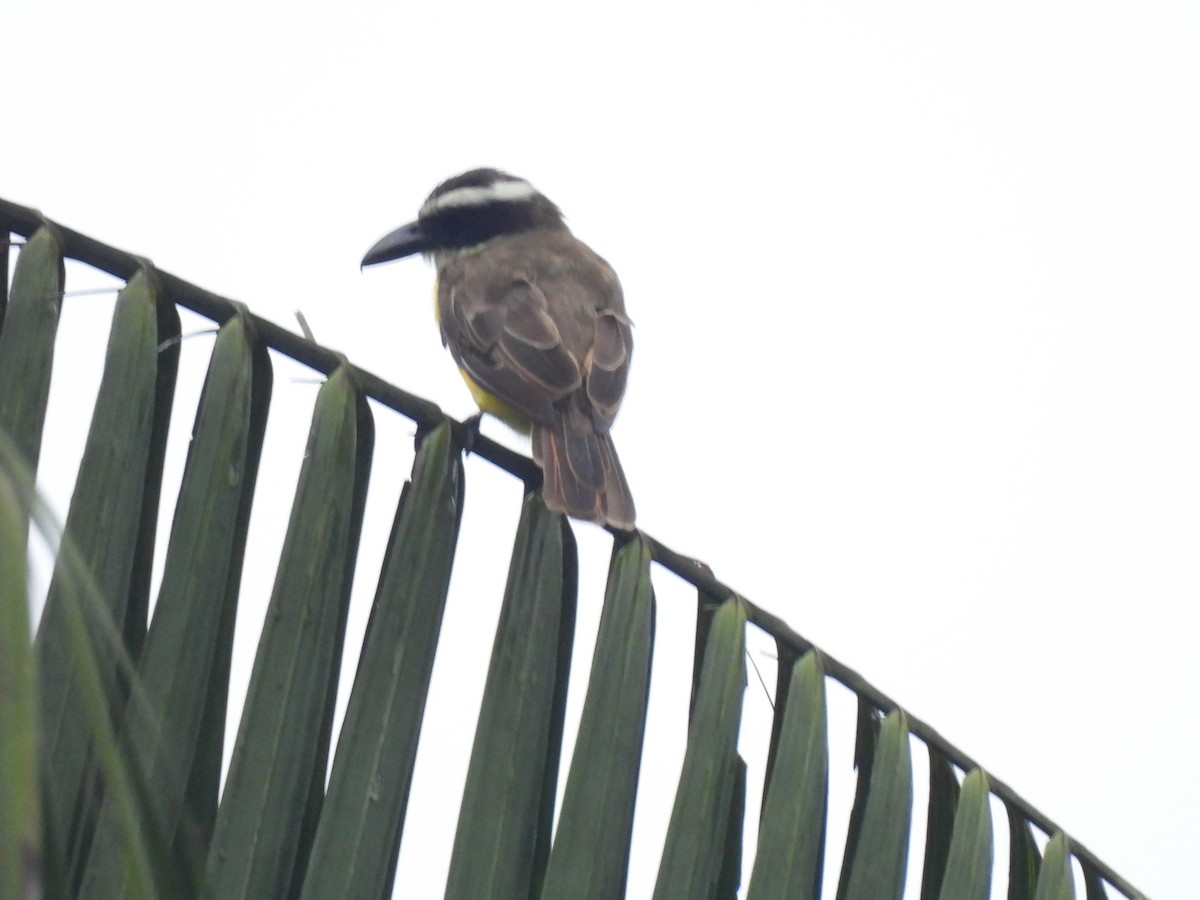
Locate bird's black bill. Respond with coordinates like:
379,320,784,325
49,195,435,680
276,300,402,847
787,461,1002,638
361,220,434,267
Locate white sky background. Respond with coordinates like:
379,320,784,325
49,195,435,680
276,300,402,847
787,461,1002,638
7,2,1199,897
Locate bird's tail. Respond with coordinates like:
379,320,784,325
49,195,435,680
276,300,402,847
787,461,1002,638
533,404,636,530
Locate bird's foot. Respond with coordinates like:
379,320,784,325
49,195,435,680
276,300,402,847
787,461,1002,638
458,412,484,455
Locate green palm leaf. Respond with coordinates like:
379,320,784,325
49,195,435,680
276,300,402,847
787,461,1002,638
300,421,463,899
653,598,747,900
205,366,372,899
444,496,576,900
747,650,828,900
0,199,1150,900
541,534,655,900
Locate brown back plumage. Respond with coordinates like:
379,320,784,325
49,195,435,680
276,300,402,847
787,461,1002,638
436,227,636,529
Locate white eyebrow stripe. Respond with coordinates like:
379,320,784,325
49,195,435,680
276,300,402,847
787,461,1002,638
422,179,538,215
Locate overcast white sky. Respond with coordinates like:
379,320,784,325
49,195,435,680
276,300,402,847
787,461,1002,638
7,2,1198,897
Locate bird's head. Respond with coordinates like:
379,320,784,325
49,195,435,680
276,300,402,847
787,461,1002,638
362,168,565,270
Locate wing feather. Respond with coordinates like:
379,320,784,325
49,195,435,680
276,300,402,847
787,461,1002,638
584,311,632,429
437,229,631,430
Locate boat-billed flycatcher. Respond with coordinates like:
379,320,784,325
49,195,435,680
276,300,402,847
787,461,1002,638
362,168,636,530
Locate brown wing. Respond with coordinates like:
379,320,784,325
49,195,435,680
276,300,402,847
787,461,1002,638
584,309,633,431
437,229,632,429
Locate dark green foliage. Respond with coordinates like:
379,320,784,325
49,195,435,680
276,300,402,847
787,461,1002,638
0,225,64,479
747,651,828,900
840,710,913,900
0,205,1145,900
1035,834,1076,900
204,367,373,900
0,446,39,900
653,599,747,900
1007,799,1044,900
35,270,177,893
937,769,993,900
80,314,270,899
541,535,654,900
444,496,577,900
300,422,464,899
922,751,961,900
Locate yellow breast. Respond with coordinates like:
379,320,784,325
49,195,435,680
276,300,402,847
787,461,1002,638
459,369,532,433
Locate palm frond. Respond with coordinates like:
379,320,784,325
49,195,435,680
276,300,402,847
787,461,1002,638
0,198,1148,900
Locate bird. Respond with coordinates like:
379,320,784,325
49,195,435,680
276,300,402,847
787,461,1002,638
362,168,636,530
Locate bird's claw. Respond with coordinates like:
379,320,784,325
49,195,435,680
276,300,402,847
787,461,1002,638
458,412,484,455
